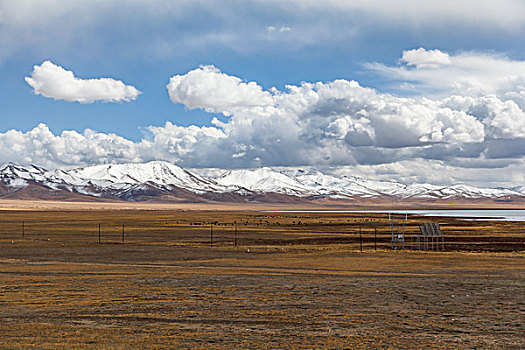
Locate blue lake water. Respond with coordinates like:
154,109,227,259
266,209,525,221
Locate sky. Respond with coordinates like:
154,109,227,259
1,0,524,187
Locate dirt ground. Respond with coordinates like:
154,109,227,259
0,209,523,349
0,198,524,211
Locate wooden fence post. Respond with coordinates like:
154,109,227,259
234,222,237,247
359,226,363,252
374,226,377,251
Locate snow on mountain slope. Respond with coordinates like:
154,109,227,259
396,183,519,199
287,168,405,198
428,184,518,199
52,161,230,194
216,168,314,195
0,161,523,202
0,163,47,189
508,186,525,195
0,163,46,180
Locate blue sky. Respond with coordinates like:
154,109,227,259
1,1,524,186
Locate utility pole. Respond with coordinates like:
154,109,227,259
210,224,213,247
22,221,25,238
121,224,125,243
98,223,101,244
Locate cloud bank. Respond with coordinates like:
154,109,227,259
367,48,525,103
25,61,141,103
1,1,523,62
4,48,525,187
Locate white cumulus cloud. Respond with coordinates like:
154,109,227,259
25,61,141,103
401,48,451,68
0,124,143,168
158,64,521,172
167,65,274,114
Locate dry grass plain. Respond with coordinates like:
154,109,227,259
0,208,523,349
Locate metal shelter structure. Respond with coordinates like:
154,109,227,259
390,213,407,250
417,222,445,250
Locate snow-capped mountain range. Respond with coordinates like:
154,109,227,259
0,161,523,203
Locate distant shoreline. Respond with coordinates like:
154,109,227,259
1,199,524,211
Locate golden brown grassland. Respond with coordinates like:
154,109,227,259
0,209,523,349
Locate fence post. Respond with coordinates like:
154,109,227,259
98,223,101,244
391,215,394,250
374,226,377,251
359,226,363,252
122,224,125,243
234,222,237,247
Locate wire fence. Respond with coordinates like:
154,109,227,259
0,215,522,251
0,219,407,249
